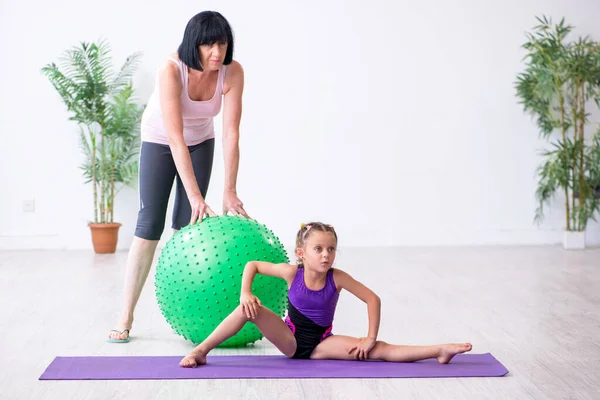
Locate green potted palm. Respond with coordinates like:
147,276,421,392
42,40,144,253
516,16,600,249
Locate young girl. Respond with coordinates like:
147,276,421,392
180,222,472,367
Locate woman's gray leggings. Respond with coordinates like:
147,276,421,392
134,139,215,240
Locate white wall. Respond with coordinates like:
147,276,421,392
1,0,600,250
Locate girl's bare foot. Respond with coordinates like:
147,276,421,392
437,343,472,364
180,349,207,368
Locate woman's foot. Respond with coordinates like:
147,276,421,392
108,317,133,342
437,343,472,364
180,348,207,368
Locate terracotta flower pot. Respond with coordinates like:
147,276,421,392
89,223,122,254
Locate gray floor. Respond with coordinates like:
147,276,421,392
1,245,599,399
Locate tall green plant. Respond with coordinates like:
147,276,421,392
515,16,600,232
42,40,144,223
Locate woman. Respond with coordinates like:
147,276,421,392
108,11,249,343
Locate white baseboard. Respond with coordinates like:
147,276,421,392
2,227,598,250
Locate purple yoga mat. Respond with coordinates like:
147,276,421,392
39,353,508,380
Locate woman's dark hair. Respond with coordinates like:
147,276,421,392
177,11,234,71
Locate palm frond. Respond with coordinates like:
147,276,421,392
110,51,143,93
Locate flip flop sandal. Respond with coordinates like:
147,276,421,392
107,329,130,343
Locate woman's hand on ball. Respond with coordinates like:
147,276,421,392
240,292,262,319
189,194,216,225
223,190,250,218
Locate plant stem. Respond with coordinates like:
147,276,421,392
571,81,579,231
110,160,115,223
100,124,106,223
90,127,98,224
558,83,571,231
578,81,586,231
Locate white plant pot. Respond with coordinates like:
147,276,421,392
563,231,585,250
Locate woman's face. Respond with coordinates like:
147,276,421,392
199,42,227,71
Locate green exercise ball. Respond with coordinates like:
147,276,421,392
154,215,289,347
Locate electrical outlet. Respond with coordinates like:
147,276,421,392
23,199,35,212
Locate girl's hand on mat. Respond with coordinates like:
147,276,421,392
223,190,250,219
348,337,376,360
189,194,216,225
240,292,262,319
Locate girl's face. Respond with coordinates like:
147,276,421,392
296,231,337,272
198,41,227,71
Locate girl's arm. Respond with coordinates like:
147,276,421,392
241,261,297,293
240,261,297,319
333,269,381,340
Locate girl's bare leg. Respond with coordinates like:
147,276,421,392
310,335,472,363
180,306,297,367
